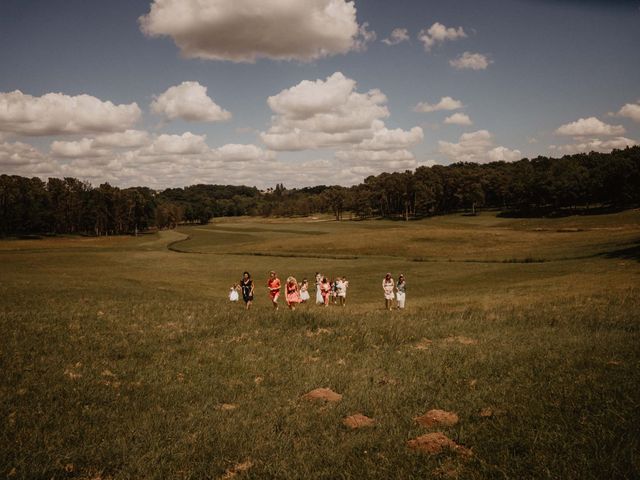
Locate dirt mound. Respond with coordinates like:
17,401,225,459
302,387,342,403
414,338,433,350
444,336,477,345
415,409,459,428
343,413,375,429
407,432,472,457
221,459,253,479
305,328,332,337
217,403,238,411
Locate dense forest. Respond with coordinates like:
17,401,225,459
1,146,639,236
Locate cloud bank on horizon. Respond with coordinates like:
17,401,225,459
0,0,638,188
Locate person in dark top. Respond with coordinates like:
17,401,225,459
240,271,254,310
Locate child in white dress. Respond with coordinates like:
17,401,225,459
229,283,240,302
299,279,311,302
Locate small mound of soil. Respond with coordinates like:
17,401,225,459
414,338,433,350
343,413,375,429
218,403,238,411
302,387,342,403
305,328,332,337
407,432,472,457
415,409,459,428
479,407,493,418
222,459,253,479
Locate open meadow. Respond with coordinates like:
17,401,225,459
1,210,639,479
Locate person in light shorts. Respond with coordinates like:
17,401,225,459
382,273,395,310
395,274,406,309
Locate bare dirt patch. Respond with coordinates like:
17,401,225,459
221,459,253,479
217,403,238,411
305,328,332,337
414,338,433,350
444,336,478,345
343,413,376,429
302,388,342,403
407,432,472,457
415,409,459,428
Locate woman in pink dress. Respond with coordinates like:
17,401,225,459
285,276,301,310
320,277,332,307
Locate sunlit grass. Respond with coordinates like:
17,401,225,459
1,211,639,479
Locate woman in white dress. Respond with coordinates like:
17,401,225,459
382,273,395,310
395,274,406,309
315,272,323,305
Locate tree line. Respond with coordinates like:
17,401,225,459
1,146,639,236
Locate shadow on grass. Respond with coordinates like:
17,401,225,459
600,243,640,262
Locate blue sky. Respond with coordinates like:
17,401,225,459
1,0,639,188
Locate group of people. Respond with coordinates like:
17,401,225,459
382,272,407,310
229,271,350,311
229,271,406,311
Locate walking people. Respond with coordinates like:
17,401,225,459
336,276,349,306
240,272,254,310
267,271,281,310
320,276,332,307
315,272,323,305
285,276,301,310
382,273,395,310
299,278,311,303
229,283,240,303
395,274,406,310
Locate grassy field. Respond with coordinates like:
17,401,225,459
1,210,639,479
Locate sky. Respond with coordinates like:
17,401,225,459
1,0,639,189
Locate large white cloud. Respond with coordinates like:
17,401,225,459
439,130,521,163
617,102,640,123
354,127,423,151
382,28,409,46
141,132,209,156
0,141,46,166
449,52,492,70
550,137,637,155
151,81,231,122
444,113,472,126
413,96,464,113
555,117,625,136
0,90,141,136
50,138,110,158
261,72,391,150
139,0,373,63
93,130,151,148
418,22,466,51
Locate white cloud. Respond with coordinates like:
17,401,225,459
141,132,209,156
449,52,492,70
617,102,640,123
487,146,522,162
151,81,231,122
413,96,464,113
382,28,409,46
212,143,276,163
418,22,466,51
355,126,423,151
444,113,472,126
50,138,110,158
94,130,151,148
0,90,141,136
335,148,417,170
550,137,637,155
439,130,521,163
0,141,46,166
261,72,390,150
555,117,626,136
139,0,369,63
